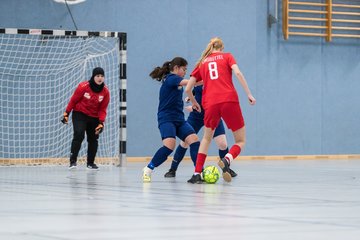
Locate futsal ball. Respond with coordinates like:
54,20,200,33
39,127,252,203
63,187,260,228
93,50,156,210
203,165,220,184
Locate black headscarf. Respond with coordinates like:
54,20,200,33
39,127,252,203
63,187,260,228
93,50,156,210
88,67,105,93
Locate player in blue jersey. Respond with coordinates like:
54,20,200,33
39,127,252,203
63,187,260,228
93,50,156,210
142,57,200,182
164,85,238,178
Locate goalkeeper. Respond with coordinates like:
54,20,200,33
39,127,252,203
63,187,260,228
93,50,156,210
61,67,110,170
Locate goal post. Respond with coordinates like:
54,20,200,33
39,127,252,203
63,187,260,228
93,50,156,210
0,28,127,166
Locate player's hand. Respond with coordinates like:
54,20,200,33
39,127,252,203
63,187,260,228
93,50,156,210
184,106,193,113
192,103,201,113
194,80,203,86
95,123,104,135
248,94,256,105
61,112,69,124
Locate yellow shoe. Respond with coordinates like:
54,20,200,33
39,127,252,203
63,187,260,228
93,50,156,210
143,167,152,183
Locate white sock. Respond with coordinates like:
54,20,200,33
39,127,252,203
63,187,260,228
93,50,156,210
225,153,233,164
144,166,152,174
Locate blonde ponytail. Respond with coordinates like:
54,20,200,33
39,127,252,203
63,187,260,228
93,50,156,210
195,37,224,67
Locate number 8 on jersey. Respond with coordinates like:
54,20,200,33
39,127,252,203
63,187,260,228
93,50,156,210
208,62,218,80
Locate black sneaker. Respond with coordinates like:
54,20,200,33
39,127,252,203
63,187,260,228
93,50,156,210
164,169,176,178
229,168,238,178
87,164,99,170
218,158,232,182
69,162,77,170
187,174,202,184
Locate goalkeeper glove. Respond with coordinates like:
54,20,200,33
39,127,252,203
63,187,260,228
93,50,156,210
95,123,104,135
61,112,69,124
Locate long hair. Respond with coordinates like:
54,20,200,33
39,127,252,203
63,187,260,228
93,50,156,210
149,57,188,82
195,37,224,68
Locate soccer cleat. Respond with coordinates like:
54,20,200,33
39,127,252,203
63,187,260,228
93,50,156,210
143,167,152,183
187,174,203,184
87,164,99,170
218,158,232,182
229,168,238,178
164,169,176,178
69,162,77,170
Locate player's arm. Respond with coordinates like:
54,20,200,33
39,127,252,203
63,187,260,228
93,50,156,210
180,79,195,112
179,79,189,86
62,84,84,124
231,64,256,105
65,84,85,113
185,76,201,112
184,89,196,103
194,80,203,86
95,91,110,135
179,79,202,87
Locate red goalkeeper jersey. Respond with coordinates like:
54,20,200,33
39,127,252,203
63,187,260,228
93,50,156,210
191,52,238,110
65,81,110,123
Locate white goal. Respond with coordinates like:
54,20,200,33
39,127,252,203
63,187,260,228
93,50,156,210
0,28,127,166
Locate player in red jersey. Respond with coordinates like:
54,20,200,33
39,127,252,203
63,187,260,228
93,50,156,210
186,37,256,183
61,67,110,170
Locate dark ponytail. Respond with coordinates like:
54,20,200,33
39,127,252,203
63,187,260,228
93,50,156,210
149,57,188,82
149,61,171,81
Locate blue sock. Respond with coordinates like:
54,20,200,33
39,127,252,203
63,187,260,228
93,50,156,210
219,148,229,159
147,146,173,169
170,145,187,171
189,141,200,166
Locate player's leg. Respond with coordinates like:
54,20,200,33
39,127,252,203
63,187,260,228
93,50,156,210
179,121,200,167
164,141,188,177
222,102,245,163
214,121,237,177
69,111,87,169
230,127,246,159
213,120,228,158
218,102,245,182
85,117,100,170
196,127,215,171
213,120,237,177
187,105,219,184
165,117,201,177
187,127,214,183
143,122,176,182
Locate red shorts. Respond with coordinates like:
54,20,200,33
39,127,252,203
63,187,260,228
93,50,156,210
204,102,244,131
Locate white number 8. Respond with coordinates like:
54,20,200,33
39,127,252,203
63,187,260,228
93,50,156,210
208,62,218,80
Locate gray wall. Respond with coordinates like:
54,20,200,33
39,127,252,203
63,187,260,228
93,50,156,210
0,0,359,157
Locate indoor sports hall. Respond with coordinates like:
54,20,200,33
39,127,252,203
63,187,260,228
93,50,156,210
0,1,359,240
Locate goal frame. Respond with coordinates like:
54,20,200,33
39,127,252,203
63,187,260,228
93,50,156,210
0,28,127,166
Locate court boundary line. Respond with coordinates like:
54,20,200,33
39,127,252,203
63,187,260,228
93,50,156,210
1,154,359,165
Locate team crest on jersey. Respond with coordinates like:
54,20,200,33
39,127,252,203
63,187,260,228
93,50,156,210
99,96,104,102
84,92,91,99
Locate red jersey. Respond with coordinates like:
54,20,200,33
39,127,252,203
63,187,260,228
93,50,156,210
191,52,238,110
66,81,110,123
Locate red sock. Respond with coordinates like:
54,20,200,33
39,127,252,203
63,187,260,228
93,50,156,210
228,145,241,160
195,153,207,173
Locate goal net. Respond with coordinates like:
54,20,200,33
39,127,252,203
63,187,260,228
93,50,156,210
0,29,127,165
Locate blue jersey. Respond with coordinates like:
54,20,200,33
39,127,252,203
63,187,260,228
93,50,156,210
157,74,185,125
188,86,205,120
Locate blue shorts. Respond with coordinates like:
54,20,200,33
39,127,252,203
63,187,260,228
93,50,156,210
158,121,196,141
187,116,225,138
